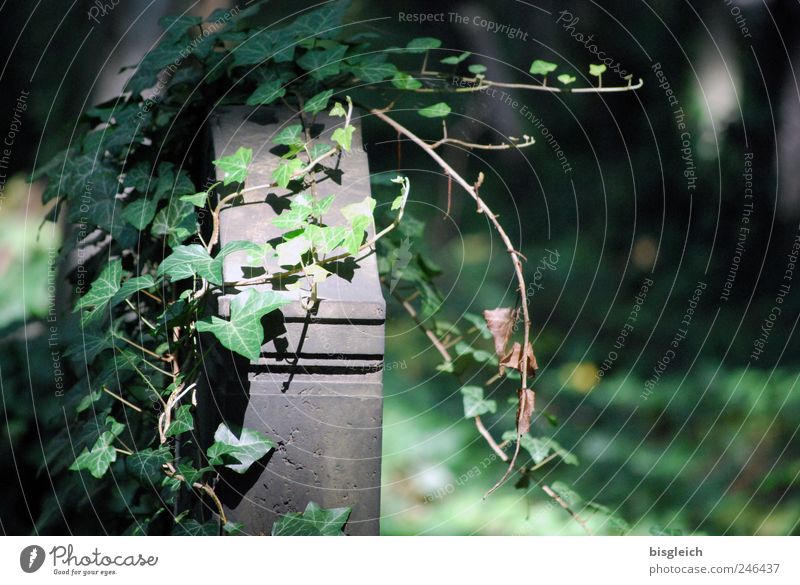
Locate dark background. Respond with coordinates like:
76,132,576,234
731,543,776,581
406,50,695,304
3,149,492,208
1,0,799,535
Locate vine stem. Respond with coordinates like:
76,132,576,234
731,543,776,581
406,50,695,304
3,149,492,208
371,107,532,496
411,70,644,94
542,484,594,535
390,289,508,462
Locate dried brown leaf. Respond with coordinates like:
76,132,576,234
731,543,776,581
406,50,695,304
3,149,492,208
517,387,535,435
499,341,538,377
483,308,516,358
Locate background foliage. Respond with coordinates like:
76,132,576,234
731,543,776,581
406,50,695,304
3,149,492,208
1,0,799,535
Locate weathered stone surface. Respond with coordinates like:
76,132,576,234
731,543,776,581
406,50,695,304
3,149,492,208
207,106,384,535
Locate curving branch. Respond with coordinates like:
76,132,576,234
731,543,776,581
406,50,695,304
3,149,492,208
370,106,533,496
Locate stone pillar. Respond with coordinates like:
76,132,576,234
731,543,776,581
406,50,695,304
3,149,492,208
207,106,384,535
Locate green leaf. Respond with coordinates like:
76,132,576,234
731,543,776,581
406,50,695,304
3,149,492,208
440,51,471,65
468,64,487,75
297,44,348,80
501,432,579,466
305,224,347,255
166,405,194,437
308,143,335,160
589,63,607,77
530,59,557,75
196,288,291,360
151,198,197,247
331,124,355,151
70,433,117,479
273,157,305,189
329,102,346,117
127,447,171,482
418,102,451,118
271,502,351,536
341,215,370,255
391,72,422,90
172,519,218,536
74,259,123,325
344,55,398,83
246,77,286,106
405,37,441,54
206,423,275,473
213,147,253,186
69,418,124,479
557,73,576,85
180,191,208,207
122,196,161,230
304,89,334,115
461,386,497,418
158,244,222,285
111,275,157,308
272,124,305,147
276,235,311,266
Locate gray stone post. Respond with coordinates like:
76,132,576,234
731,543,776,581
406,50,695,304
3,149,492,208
207,106,384,535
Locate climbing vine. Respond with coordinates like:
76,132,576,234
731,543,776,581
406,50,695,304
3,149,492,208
37,1,639,535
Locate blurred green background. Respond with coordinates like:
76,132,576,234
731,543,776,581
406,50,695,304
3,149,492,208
1,0,799,535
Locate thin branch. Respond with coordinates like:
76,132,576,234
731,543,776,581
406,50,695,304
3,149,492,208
102,385,143,413
542,484,594,535
413,71,644,94
370,107,532,497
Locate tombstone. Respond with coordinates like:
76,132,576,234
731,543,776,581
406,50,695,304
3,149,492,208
205,106,384,535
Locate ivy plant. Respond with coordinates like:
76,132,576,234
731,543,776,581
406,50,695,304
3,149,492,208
37,0,639,535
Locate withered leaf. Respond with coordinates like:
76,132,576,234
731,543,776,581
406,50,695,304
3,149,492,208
516,387,535,435
500,342,538,377
483,308,516,358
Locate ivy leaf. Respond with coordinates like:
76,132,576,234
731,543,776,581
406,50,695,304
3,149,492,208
308,142,335,160
127,447,171,482
589,63,607,77
74,259,123,325
122,196,162,230
440,51,471,65
287,1,351,40
271,502,351,536
305,224,347,255
461,386,497,418
297,44,348,80
151,198,197,247
418,102,451,118
206,423,275,473
180,191,208,207
166,405,194,437
172,519,218,536
304,89,334,115
468,64,487,75
196,288,291,360
69,417,125,479
111,275,157,308
213,147,253,186
331,124,355,151
276,235,311,266
329,102,346,117
557,73,576,85
405,37,441,54
391,72,422,90
272,194,313,231
158,244,222,285
70,432,117,479
273,157,305,189
272,124,305,147
529,59,558,75
246,77,286,106
344,55,398,83
502,432,578,466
